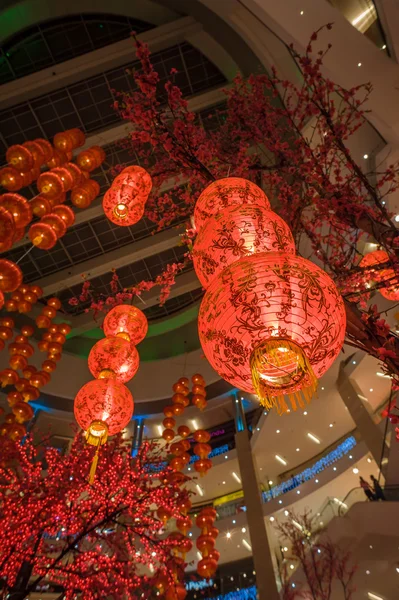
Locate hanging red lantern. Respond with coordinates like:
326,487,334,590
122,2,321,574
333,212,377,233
170,456,185,471
6,145,34,172
0,167,23,191
163,416,176,429
103,186,145,227
0,193,32,228
162,428,175,442
197,558,218,578
36,314,51,329
177,425,190,438
194,177,271,233
193,430,210,443
171,404,184,417
194,458,212,476
196,534,215,553
65,163,84,187
360,250,399,300
176,516,192,535
193,205,295,288
7,390,23,406
31,196,52,218
71,179,100,208
54,129,85,152
0,369,19,387
47,148,68,169
76,146,105,171
29,222,58,249
34,139,53,162
198,252,346,413
37,172,64,201
194,442,212,458
192,373,205,386
103,305,148,345
88,336,139,383
157,506,173,524
22,141,45,168
41,213,67,238
165,584,187,600
51,167,74,192
0,260,23,292
12,402,34,423
74,378,134,442
113,166,152,197
8,423,26,441
0,206,15,247
9,355,28,371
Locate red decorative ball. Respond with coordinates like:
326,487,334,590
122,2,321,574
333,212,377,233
74,378,134,438
103,304,148,345
0,193,32,228
103,186,145,226
88,336,139,383
193,205,295,288
194,177,270,233
0,259,23,292
198,252,346,409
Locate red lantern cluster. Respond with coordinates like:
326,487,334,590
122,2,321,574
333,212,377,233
360,249,399,301
103,166,152,226
74,304,147,482
194,178,346,414
195,507,219,578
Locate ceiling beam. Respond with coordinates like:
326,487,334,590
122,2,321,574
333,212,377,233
34,225,185,297
67,268,201,337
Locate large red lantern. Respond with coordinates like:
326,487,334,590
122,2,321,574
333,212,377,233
88,336,139,383
0,193,32,228
103,305,148,345
194,177,270,233
74,378,134,444
193,205,295,288
198,252,346,413
0,260,23,292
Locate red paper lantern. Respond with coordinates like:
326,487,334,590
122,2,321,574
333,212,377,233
6,145,34,172
71,179,100,208
29,222,58,249
197,558,218,578
194,177,270,233
103,305,148,345
41,213,67,237
88,336,139,383
103,186,145,226
198,252,346,413
194,458,212,476
51,167,74,192
0,206,15,248
360,250,399,300
8,423,26,441
47,148,68,169
113,166,152,197
0,260,23,292
177,425,190,438
0,167,23,191
76,146,105,171
54,129,85,152
51,205,75,228
74,378,134,444
193,205,295,288
22,141,45,168
37,172,64,200
162,429,175,442
12,402,34,423
31,196,52,218
34,138,53,162
65,162,84,187
0,193,32,228
193,430,210,443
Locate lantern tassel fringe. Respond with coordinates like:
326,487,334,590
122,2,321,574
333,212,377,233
88,447,100,484
250,338,318,415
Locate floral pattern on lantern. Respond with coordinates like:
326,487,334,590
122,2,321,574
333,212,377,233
74,378,134,444
103,305,148,345
193,205,295,288
88,336,139,383
194,177,270,233
198,252,346,413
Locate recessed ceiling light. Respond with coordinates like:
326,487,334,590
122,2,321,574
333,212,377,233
333,467,337,471
366,570,370,575
196,484,204,496
283,547,288,552
370,388,373,392
382,44,387,49
269,480,273,485
242,539,252,551
284,510,289,516
226,532,231,539
296,490,300,494
358,62,362,67
329,424,333,428
241,527,246,533
290,564,295,570
352,361,356,365
367,458,372,463
275,454,287,465
225,455,228,459
303,411,308,416
369,545,373,549
256,427,260,431
269,516,275,522
222,481,226,485
232,519,236,524
353,468,359,474
232,472,241,484
349,455,353,459
307,432,321,444
363,154,369,159
368,594,383,600
276,429,280,434
321,387,325,390
315,479,319,483
279,500,283,504
296,448,300,452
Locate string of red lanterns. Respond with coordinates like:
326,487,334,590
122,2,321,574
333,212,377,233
194,177,346,414
103,165,152,226
74,304,148,482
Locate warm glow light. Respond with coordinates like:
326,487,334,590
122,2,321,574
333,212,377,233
307,432,321,444
232,471,241,484
242,539,252,551
367,594,383,600
333,497,348,509
275,454,287,466
352,7,373,26
196,484,204,497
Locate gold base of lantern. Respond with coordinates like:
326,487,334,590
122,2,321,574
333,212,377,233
250,337,317,415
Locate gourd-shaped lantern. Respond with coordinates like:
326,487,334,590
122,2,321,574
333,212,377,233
103,166,152,226
198,252,346,413
74,378,134,482
194,177,270,233
194,178,345,414
193,204,295,288
88,336,139,383
103,304,148,345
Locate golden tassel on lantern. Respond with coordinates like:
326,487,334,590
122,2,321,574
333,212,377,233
250,337,317,415
85,420,108,484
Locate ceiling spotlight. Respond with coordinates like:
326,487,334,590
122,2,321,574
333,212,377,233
276,429,280,434
363,154,369,159
269,480,273,485
357,62,362,67
315,479,319,483
241,527,246,533
300,10,304,15
269,516,275,522
226,532,231,539
353,468,359,474
279,500,283,504
290,564,295,570
303,411,308,416
284,510,289,516
296,448,300,452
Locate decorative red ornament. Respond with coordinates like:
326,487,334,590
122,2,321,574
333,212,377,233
193,205,295,288
162,429,175,442
76,146,105,171
71,179,100,208
360,250,399,300
0,206,15,250
29,222,58,249
0,260,23,292
0,193,32,228
177,425,190,438
197,557,218,578
194,458,212,476
194,177,270,233
6,145,34,172
103,304,148,345
113,166,152,196
0,167,23,191
103,186,145,226
193,430,210,443
31,196,52,218
41,213,67,238
22,141,45,168
88,336,139,383
37,171,64,201
74,378,134,443
198,252,346,413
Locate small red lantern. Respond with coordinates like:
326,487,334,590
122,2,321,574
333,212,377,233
193,430,211,443
29,222,58,249
71,179,100,208
22,141,45,168
194,177,270,233
0,260,23,292
0,206,15,249
103,304,148,345
162,428,175,442
76,146,105,171
163,417,176,429
198,252,346,413
194,458,212,476
193,205,295,288
0,167,23,191
0,193,32,228
88,336,139,383
37,172,64,201
12,402,34,423
31,196,52,218
197,557,218,579
360,250,399,300
6,145,34,172
177,425,190,438
103,186,145,227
